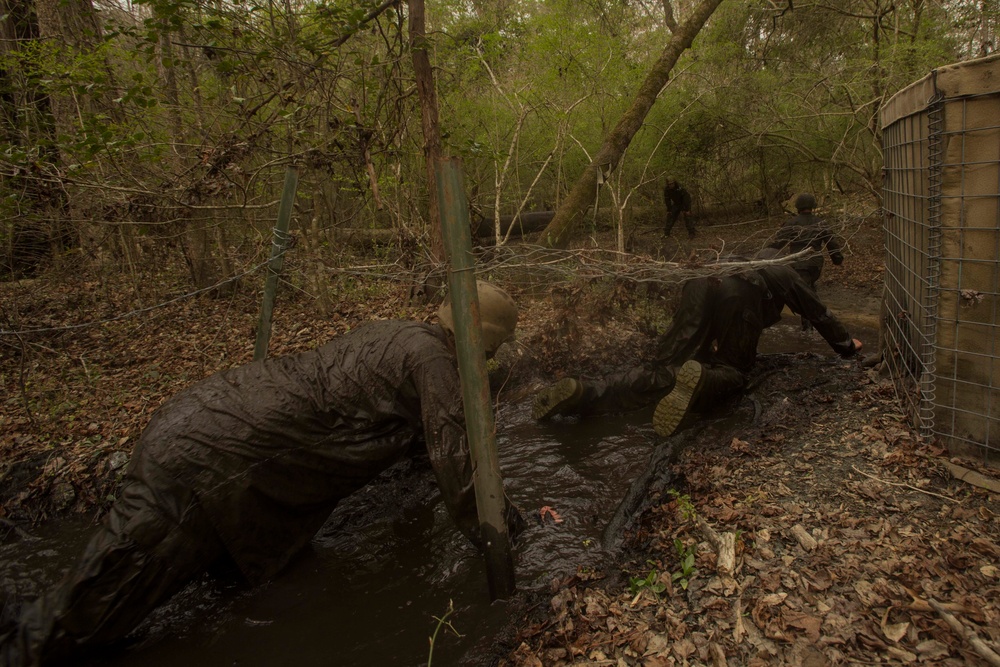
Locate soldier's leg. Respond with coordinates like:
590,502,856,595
652,361,746,437
795,267,821,332
4,475,225,666
783,279,856,356
533,364,676,420
654,278,717,367
664,209,678,235
685,213,697,238
533,377,584,420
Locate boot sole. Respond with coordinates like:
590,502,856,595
652,360,702,437
532,378,581,420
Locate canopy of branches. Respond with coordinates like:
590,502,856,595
0,0,994,277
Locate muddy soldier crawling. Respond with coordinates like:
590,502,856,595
533,257,863,435
0,281,523,667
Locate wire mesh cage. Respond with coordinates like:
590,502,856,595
881,53,1000,461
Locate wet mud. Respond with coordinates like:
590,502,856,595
0,285,882,667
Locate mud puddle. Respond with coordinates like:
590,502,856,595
2,406,660,667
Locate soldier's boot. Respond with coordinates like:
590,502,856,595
532,378,584,420
652,360,702,437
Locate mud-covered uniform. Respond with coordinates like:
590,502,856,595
2,320,515,666
663,182,694,237
567,265,856,415
768,212,844,289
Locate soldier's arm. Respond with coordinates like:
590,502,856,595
413,357,481,548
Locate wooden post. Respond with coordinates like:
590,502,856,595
435,157,516,600
254,166,299,361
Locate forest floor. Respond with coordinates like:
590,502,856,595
2,205,999,666
492,217,1000,666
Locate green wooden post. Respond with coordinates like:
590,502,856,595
254,166,299,361
435,157,516,601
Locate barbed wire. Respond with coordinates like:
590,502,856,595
1,209,871,337
0,255,278,337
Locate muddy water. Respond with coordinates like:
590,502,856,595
0,308,879,667
0,406,660,667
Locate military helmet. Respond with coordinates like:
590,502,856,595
794,193,817,211
438,281,518,357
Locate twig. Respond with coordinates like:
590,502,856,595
851,465,960,503
696,515,736,575
928,598,1000,666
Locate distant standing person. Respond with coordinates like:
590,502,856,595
663,179,695,238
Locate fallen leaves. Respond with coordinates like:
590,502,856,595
501,350,1000,667
539,505,564,524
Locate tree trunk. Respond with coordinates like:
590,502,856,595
408,0,445,262
34,0,102,140
33,0,106,263
539,0,724,249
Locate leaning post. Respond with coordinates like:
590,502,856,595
435,157,516,600
254,166,299,361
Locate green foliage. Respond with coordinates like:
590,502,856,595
0,0,985,277
628,561,667,598
427,599,463,667
668,489,696,522
671,539,698,591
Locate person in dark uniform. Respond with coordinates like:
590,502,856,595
663,179,695,238
768,193,845,331
532,260,862,437
0,281,523,667
768,192,845,289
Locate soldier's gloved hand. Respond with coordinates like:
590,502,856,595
831,251,844,266
840,338,863,358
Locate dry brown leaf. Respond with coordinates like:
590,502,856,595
783,610,822,642
672,638,696,660
886,646,917,662
914,639,950,659
730,437,752,452
879,607,909,643
853,580,883,607
802,568,834,591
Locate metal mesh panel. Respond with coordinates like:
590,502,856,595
882,82,1000,461
882,96,941,435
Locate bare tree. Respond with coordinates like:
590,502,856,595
539,0,724,248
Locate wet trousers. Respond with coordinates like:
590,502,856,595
1,467,225,667
574,275,765,416
664,209,696,237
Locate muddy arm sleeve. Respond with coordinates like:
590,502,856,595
767,269,855,356
412,359,482,549
768,224,794,250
